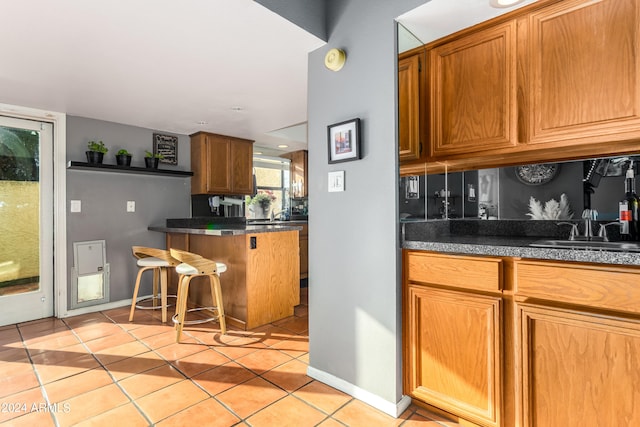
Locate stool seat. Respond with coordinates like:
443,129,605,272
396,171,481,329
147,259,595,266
129,247,178,323
137,257,171,268
170,248,227,342
176,262,227,275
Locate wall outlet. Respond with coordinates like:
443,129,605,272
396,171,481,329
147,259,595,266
70,200,81,213
126,201,135,212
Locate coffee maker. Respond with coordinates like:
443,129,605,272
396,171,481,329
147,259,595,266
208,196,245,217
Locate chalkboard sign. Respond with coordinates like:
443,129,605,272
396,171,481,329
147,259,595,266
153,133,178,165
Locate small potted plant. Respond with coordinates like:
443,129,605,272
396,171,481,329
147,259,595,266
115,149,132,167
144,150,164,169
248,191,277,219
86,140,108,164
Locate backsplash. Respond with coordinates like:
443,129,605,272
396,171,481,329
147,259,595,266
403,219,624,242
400,154,640,222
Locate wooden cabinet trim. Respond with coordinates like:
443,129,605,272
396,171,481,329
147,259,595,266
515,259,640,315
407,251,503,292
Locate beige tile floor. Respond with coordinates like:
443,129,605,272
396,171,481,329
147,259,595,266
0,288,460,426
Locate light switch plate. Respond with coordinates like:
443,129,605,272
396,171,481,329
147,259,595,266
126,201,135,212
70,200,81,213
328,171,345,192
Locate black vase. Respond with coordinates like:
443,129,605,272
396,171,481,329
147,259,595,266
86,151,104,164
116,154,132,167
145,157,159,169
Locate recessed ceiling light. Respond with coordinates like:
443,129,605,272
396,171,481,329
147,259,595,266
231,106,243,111
489,0,525,8
196,121,208,125
277,144,289,149
254,151,263,155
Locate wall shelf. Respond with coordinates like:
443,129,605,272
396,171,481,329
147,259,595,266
67,161,193,177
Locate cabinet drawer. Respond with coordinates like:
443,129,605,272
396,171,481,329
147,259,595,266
515,260,640,315
406,251,503,292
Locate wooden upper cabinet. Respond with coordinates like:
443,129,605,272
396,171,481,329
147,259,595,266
524,0,640,145
291,150,308,198
398,49,424,163
230,139,254,195
190,132,253,195
430,21,517,158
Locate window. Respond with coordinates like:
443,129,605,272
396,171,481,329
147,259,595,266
249,156,290,218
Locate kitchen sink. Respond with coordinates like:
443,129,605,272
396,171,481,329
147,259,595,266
529,239,640,252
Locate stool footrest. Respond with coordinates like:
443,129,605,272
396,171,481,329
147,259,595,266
135,294,177,310
172,307,222,326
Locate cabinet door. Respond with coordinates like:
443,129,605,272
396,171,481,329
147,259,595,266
430,21,517,158
517,303,640,426
230,139,253,194
399,51,423,162
205,136,231,193
190,133,208,194
290,150,307,198
525,0,640,145
299,223,308,279
406,285,502,427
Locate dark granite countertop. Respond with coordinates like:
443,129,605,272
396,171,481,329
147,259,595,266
148,217,303,236
402,220,640,266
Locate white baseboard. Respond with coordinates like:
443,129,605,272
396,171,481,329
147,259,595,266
59,297,136,318
307,366,412,418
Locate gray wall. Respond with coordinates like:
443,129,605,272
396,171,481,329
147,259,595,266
66,116,191,307
255,0,327,41
307,0,426,406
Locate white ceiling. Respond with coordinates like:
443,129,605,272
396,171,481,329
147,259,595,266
0,0,325,155
1,1,542,156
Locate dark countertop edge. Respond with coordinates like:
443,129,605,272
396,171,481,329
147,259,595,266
403,240,640,266
149,225,303,236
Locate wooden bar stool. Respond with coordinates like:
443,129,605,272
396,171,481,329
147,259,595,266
129,246,178,323
169,248,227,342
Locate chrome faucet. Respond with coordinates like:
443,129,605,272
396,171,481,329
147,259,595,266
597,221,621,242
558,210,605,241
581,209,597,239
557,222,579,240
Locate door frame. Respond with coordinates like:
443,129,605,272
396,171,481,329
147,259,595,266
0,103,67,321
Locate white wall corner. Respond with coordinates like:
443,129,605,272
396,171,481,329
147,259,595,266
307,366,412,418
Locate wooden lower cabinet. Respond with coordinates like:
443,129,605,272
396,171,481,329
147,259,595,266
406,285,502,427
404,250,504,427
517,303,640,426
404,251,640,426
167,231,300,330
299,223,308,279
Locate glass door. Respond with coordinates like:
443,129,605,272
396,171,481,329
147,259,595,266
0,116,53,325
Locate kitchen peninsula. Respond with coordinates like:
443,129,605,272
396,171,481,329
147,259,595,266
150,218,301,330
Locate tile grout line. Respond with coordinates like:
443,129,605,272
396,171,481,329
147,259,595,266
58,315,155,426
12,323,59,427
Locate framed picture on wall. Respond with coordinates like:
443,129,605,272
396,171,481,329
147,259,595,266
153,133,178,165
327,118,361,164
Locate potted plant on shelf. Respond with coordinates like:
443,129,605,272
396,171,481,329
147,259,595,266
248,190,277,219
115,149,132,167
144,150,164,169
86,140,108,164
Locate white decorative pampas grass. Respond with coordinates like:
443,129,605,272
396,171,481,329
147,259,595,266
526,193,573,220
